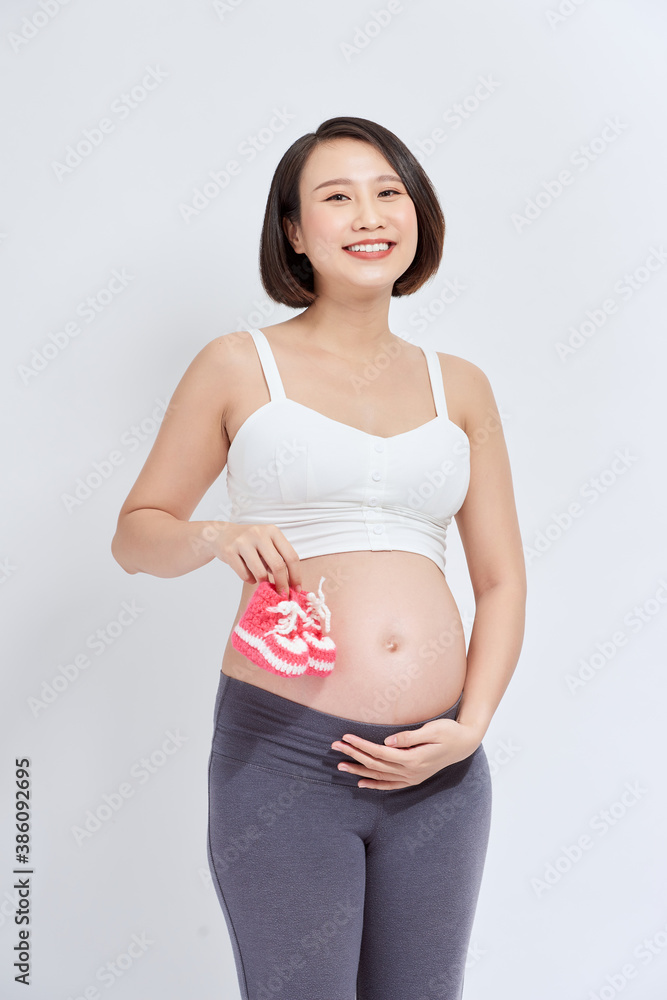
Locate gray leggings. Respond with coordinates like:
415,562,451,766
207,670,492,1000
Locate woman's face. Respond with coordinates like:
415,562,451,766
283,137,419,299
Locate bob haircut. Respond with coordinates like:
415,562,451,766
259,116,445,308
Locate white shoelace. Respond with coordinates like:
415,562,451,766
266,599,310,637
304,576,332,635
266,576,332,637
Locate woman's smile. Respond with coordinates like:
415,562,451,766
342,239,397,259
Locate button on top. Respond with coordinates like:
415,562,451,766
371,471,381,481
373,524,383,534
368,497,378,506
374,441,385,452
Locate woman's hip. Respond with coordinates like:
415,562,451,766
208,669,483,791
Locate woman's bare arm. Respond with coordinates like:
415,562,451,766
451,359,527,739
111,337,234,578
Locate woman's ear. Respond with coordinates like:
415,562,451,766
282,216,303,254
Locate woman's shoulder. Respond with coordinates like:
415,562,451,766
193,329,258,371
201,328,256,354
169,333,258,410
432,348,488,381
432,350,497,432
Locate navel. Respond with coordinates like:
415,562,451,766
384,635,401,653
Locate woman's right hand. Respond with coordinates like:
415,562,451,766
205,522,302,596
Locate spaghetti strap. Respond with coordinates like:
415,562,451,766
246,328,286,402
421,348,449,420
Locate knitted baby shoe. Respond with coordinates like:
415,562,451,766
295,576,337,676
231,581,310,677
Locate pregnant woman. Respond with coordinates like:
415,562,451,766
112,115,527,999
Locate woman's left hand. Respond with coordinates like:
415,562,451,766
330,718,484,790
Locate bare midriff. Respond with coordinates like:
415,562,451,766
220,549,467,725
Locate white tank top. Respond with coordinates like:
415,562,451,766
225,328,470,578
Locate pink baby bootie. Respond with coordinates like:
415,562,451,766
296,576,337,676
231,581,311,677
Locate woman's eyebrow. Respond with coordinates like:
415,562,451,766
312,174,403,193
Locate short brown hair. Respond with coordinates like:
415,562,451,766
259,116,445,308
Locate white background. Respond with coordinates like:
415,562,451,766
2,0,667,997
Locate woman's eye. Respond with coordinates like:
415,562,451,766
325,190,402,202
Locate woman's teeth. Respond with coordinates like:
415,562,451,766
345,243,391,252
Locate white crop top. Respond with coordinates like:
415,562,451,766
225,328,470,578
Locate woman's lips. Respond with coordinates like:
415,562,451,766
342,242,395,260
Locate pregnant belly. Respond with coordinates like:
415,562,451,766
220,550,468,725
